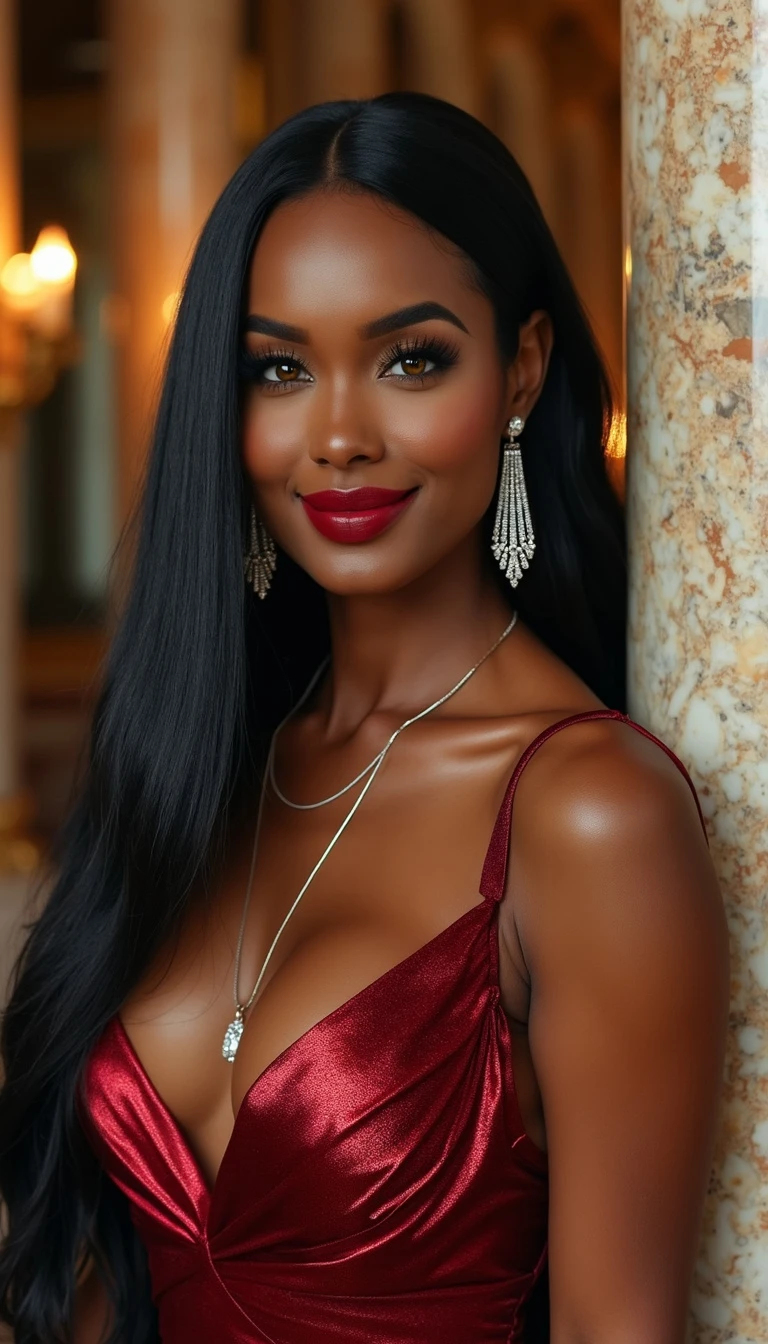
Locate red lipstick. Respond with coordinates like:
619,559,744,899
300,486,418,544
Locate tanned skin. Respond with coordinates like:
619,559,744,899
80,188,729,1343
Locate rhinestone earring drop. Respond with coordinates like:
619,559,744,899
491,415,535,589
244,503,277,599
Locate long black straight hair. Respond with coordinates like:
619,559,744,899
0,92,625,1342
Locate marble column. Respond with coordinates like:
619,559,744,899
624,0,768,1338
106,0,242,522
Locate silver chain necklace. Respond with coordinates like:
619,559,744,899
222,609,518,1062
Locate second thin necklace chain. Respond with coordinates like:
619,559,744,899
222,610,519,1062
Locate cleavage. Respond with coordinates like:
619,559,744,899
120,753,520,1186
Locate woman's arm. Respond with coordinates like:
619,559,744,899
509,721,729,1344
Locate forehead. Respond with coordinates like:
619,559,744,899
245,189,477,315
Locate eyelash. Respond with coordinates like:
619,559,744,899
238,334,460,392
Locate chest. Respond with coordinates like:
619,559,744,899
120,738,534,1184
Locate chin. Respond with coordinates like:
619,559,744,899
308,569,411,598
297,551,435,598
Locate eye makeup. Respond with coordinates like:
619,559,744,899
374,334,461,382
238,333,461,392
238,345,306,387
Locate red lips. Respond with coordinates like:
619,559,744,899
300,486,419,544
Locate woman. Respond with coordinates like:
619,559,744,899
0,93,728,1344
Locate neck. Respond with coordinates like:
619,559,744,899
318,534,515,739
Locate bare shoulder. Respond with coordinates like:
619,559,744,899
504,711,726,974
519,712,707,850
500,709,730,1336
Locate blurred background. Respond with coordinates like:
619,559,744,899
3,7,768,1339
0,0,624,878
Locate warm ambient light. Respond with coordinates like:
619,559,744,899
606,407,627,459
0,226,77,339
29,226,77,337
624,244,633,285
162,291,181,325
0,253,39,314
0,224,78,407
29,225,77,286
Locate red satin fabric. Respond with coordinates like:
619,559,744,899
80,710,707,1343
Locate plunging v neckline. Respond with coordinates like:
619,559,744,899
106,708,636,1209
113,891,496,1210
81,705,709,1344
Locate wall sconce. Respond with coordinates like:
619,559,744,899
0,224,78,410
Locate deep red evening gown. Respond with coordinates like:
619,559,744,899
81,709,708,1342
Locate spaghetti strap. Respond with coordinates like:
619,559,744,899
479,708,709,904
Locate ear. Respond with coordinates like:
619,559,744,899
504,309,554,424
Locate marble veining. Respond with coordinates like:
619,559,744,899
624,0,768,1338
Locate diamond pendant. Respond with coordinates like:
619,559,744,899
222,1008,245,1063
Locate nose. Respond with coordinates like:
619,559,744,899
307,385,384,469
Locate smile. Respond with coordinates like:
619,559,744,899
299,486,419,544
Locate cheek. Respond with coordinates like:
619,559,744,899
241,394,302,483
389,371,503,478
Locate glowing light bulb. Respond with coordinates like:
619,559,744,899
30,225,77,286
23,225,78,336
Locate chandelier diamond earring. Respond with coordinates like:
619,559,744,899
491,415,535,589
244,503,277,599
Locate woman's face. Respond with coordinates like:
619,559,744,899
241,187,550,596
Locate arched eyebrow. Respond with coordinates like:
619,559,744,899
360,302,470,339
242,301,470,343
